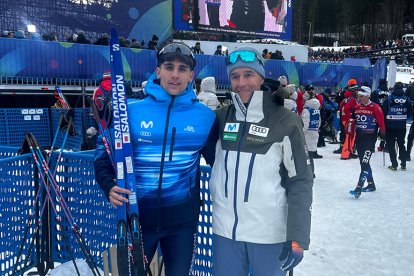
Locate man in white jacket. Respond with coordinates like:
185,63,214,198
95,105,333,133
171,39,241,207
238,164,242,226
206,46,313,275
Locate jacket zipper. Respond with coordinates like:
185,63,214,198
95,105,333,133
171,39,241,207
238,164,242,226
156,96,175,231
169,127,176,161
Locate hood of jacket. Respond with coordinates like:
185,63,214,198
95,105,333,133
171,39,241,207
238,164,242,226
144,73,197,106
200,77,216,94
304,98,321,110
392,88,405,97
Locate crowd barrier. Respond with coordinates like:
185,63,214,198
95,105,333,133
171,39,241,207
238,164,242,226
0,149,37,275
0,147,213,275
0,37,376,88
0,108,96,150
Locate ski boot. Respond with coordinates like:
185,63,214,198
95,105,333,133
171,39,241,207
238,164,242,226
349,186,362,199
361,182,376,192
388,165,397,171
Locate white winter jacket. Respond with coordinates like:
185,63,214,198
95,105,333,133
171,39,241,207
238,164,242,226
209,90,313,248
197,77,219,110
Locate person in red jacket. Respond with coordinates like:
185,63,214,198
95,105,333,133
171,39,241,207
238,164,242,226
339,80,359,159
296,85,323,115
333,79,358,154
350,86,385,198
92,70,112,128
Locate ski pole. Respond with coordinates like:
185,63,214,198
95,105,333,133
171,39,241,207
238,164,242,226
28,133,101,276
12,134,81,276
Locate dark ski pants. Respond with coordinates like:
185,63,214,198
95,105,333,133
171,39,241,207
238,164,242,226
339,122,346,145
355,133,377,187
142,222,196,276
213,234,287,276
386,128,407,167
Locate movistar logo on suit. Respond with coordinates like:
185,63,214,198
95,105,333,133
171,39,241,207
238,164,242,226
141,121,154,129
224,123,240,132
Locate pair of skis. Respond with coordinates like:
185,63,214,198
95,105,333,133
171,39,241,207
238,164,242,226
14,130,101,276
89,28,146,275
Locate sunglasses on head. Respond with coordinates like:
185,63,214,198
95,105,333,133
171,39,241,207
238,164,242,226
226,50,263,65
158,43,195,59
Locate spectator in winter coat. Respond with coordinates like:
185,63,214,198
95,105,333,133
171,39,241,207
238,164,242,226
197,76,219,110
93,33,109,46
301,93,321,176
333,79,358,155
214,45,224,56
296,85,323,115
283,84,298,113
371,79,388,104
340,82,359,160
206,46,313,275
278,75,288,87
192,42,204,54
75,31,91,44
382,82,412,170
94,43,215,275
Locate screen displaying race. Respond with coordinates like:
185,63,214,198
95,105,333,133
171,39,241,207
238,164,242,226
196,0,292,40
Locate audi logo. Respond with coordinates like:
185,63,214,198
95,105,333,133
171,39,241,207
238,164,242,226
394,99,406,104
139,131,152,137
251,126,267,133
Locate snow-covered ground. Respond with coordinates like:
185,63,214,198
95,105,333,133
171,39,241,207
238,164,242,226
295,138,414,276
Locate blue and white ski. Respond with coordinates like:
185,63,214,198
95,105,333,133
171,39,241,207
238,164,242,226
110,28,146,276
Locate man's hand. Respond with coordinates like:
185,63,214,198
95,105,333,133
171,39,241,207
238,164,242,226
109,185,132,208
279,240,304,271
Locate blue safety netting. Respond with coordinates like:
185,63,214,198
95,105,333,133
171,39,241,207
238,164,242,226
0,108,50,147
0,147,214,275
0,151,37,276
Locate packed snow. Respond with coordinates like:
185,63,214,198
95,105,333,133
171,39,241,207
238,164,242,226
294,137,414,276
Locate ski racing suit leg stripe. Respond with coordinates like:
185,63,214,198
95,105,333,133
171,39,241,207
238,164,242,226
355,132,376,186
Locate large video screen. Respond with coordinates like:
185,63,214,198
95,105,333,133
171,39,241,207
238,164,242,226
174,0,196,31
197,0,292,40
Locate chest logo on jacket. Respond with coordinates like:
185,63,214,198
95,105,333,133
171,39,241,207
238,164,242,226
224,123,240,133
248,124,269,137
140,120,154,129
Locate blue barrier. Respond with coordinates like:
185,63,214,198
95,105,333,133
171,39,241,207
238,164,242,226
0,108,96,150
50,108,96,151
0,146,20,158
0,108,50,147
0,148,213,275
0,37,374,88
0,153,37,276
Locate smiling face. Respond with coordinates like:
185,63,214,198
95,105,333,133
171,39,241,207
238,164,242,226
229,68,264,103
156,60,194,95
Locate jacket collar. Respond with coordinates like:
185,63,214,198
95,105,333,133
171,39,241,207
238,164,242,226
144,73,197,105
231,91,264,123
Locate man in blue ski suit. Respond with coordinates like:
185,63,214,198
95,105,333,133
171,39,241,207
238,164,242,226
94,43,215,275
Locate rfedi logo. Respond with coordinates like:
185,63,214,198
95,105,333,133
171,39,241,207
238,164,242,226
184,126,195,132
141,121,154,129
224,123,240,133
248,124,269,137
